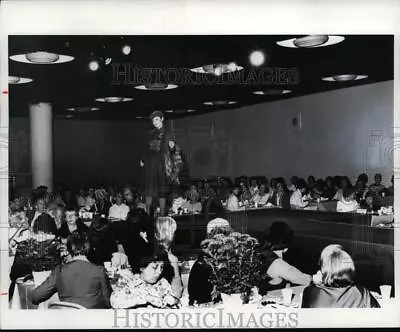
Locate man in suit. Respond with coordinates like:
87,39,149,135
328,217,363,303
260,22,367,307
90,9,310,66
31,232,112,309
269,178,291,209
28,197,57,235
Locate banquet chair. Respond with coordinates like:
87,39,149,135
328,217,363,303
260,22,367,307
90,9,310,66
48,301,87,310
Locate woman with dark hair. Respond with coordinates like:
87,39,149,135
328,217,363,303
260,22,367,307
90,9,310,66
288,176,298,192
31,232,112,308
360,191,382,213
258,222,312,295
140,111,186,217
301,245,379,308
110,251,183,309
336,187,359,212
334,176,352,201
322,176,336,200
27,196,57,235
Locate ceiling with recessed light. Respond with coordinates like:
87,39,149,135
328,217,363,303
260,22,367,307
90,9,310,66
8,35,393,121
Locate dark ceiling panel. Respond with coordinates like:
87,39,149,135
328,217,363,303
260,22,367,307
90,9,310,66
8,35,393,120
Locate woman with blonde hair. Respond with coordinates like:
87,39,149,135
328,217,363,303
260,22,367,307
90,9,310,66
301,244,380,308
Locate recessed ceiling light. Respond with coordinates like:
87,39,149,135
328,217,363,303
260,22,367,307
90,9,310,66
104,58,112,65
8,76,33,84
122,45,131,55
203,101,237,106
191,63,243,75
249,50,265,66
134,83,178,90
66,115,74,119
89,60,100,71
10,51,74,64
277,35,345,48
253,89,292,95
67,106,100,112
187,109,196,113
136,116,143,119
322,74,368,82
95,97,133,103
165,110,174,113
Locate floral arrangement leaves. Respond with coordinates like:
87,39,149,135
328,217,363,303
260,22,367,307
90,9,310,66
15,238,61,272
201,231,262,296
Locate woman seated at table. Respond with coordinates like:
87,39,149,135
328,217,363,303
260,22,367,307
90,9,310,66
290,179,309,209
301,244,380,308
108,192,130,221
252,183,270,206
47,205,64,231
258,222,312,295
333,176,352,201
28,196,58,235
226,186,241,211
369,173,386,196
31,232,112,308
322,176,336,200
57,207,89,239
110,251,183,309
336,187,359,213
182,189,202,214
360,191,382,213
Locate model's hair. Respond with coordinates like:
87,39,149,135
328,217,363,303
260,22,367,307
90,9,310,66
319,244,355,287
67,231,91,257
263,221,294,251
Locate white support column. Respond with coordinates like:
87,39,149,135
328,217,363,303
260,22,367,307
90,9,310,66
29,102,53,191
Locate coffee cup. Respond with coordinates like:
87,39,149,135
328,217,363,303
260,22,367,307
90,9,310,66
380,285,392,300
281,288,293,306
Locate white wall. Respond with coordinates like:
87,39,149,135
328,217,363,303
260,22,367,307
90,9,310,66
171,81,394,185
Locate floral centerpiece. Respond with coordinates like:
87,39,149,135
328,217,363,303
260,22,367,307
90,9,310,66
201,231,263,304
14,233,61,272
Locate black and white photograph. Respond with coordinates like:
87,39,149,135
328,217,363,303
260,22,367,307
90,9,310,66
1,1,399,329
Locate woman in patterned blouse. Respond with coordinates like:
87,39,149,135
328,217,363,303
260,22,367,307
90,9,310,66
110,251,183,309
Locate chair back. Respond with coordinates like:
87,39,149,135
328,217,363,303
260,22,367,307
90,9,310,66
48,301,87,309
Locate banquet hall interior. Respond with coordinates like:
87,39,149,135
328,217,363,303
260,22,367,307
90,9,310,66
7,35,395,310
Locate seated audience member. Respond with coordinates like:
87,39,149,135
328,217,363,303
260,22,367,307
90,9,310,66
64,188,77,209
354,179,368,202
110,252,183,309
183,189,202,214
336,188,359,213
360,191,382,213
108,192,130,221
188,218,231,305
322,176,336,200
258,222,313,294
205,188,224,214
288,176,298,192
269,178,278,196
369,173,386,196
28,197,57,235
199,180,213,204
301,244,380,308
227,186,241,211
307,175,316,193
269,179,291,209
290,179,309,209
31,232,112,308
252,183,271,206
76,188,87,208
95,189,111,216
313,179,326,199
170,189,187,215
239,180,252,203
357,173,369,187
334,176,352,201
111,210,152,272
58,207,89,239
249,178,259,197
385,175,394,196
48,206,64,231
123,186,136,211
